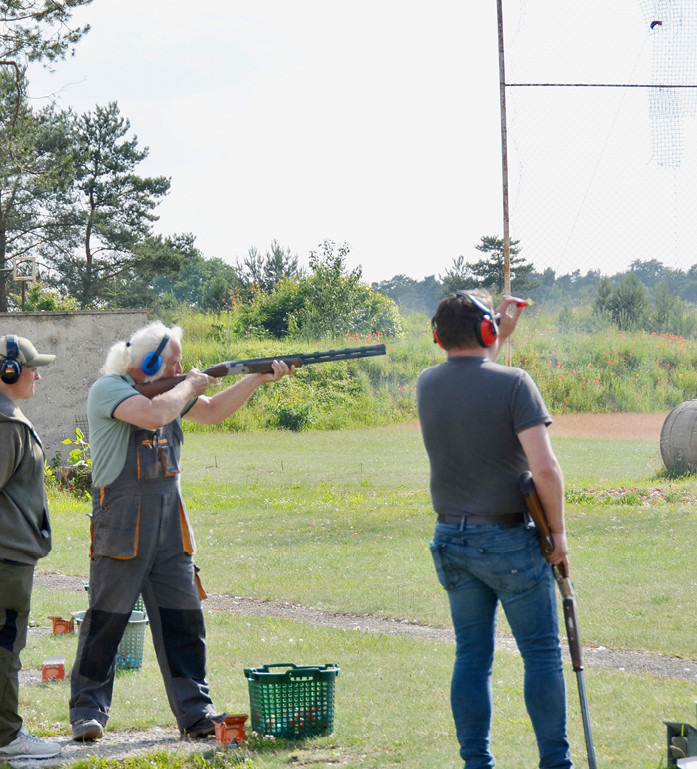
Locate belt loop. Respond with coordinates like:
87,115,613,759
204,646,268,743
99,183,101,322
459,516,466,532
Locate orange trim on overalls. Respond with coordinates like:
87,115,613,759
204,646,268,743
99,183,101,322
178,499,206,598
179,498,194,555
158,439,178,477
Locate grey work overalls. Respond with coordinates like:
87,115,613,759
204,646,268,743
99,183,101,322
69,419,216,733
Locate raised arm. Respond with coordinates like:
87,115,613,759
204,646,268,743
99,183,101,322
113,369,215,430
185,360,293,425
485,295,526,362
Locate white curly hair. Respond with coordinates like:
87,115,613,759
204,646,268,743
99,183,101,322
101,322,184,381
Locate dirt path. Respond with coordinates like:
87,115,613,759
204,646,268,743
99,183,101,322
31,572,697,684
397,411,669,441
19,570,696,767
19,568,696,769
548,411,669,441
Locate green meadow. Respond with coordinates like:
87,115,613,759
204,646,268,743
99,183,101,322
149,311,697,435
22,426,697,769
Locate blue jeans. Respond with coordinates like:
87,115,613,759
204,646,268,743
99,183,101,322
430,522,573,769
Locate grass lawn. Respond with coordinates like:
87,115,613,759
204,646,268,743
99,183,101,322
23,426,697,769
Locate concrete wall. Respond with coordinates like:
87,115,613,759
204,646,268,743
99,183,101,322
1,311,148,462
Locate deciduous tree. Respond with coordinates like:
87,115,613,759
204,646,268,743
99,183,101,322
372,273,443,316
237,240,402,339
294,240,401,338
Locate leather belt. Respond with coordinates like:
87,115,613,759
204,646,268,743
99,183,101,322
437,512,526,528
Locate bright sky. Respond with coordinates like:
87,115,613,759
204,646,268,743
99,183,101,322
26,0,697,284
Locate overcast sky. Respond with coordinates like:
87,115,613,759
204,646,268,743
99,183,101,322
26,0,697,284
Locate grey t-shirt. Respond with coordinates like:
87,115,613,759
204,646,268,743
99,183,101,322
416,355,551,516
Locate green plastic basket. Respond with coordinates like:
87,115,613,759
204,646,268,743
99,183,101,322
244,663,339,738
115,610,148,670
72,610,148,671
83,584,145,614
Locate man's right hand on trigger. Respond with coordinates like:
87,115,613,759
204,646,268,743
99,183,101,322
184,368,217,396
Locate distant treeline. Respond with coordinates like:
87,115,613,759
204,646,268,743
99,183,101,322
373,257,697,334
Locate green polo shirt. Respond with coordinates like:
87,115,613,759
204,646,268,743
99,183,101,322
87,375,193,488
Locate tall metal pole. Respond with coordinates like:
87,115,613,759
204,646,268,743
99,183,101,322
497,0,512,364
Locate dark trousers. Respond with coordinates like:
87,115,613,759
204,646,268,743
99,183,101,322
0,561,34,746
69,485,215,732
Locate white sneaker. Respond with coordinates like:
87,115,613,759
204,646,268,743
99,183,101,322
0,726,61,759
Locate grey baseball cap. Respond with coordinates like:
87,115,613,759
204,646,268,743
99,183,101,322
0,335,55,366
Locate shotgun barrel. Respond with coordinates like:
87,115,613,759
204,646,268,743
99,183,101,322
135,343,387,399
520,471,598,769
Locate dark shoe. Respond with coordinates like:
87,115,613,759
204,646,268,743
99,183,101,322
72,718,104,742
182,713,228,739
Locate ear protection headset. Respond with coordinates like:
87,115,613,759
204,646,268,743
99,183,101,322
1,335,22,384
456,292,499,347
141,333,170,376
432,324,445,349
432,292,500,349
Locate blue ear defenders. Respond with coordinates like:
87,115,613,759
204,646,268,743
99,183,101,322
1,335,22,384
141,333,170,376
455,292,500,347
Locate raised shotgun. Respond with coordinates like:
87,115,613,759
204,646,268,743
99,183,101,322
134,343,387,399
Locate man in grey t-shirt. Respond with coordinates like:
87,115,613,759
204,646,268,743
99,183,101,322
417,290,573,769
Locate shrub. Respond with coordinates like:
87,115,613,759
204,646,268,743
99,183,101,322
60,428,92,498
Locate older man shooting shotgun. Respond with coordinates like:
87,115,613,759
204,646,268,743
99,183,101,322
69,328,386,742
520,470,598,769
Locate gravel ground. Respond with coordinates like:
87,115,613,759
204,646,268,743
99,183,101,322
5,725,233,769
11,570,695,768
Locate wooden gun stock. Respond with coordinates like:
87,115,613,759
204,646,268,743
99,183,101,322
519,470,554,554
134,359,302,399
520,470,581,669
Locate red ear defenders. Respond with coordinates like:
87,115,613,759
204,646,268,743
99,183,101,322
432,325,445,349
432,293,500,348
1,335,22,384
141,333,170,376
458,292,499,347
